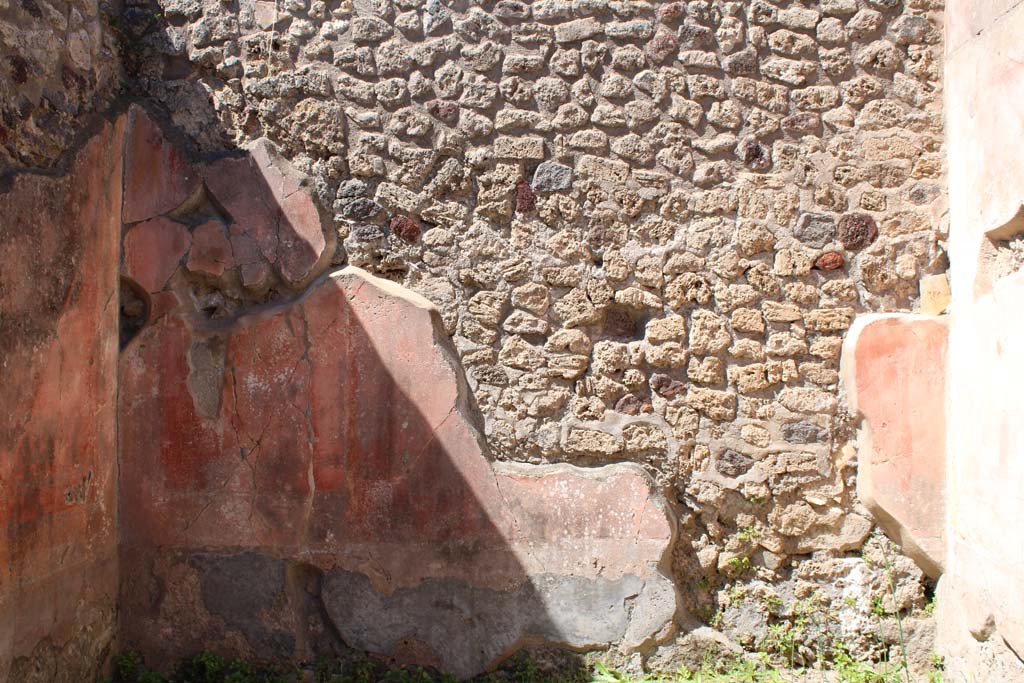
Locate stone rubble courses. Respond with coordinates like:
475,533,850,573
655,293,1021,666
123,0,947,585
2,0,994,677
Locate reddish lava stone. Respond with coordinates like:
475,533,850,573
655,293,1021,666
515,179,536,213
390,215,420,242
650,373,686,398
815,251,845,271
647,30,678,63
426,99,459,125
837,213,879,250
657,2,685,22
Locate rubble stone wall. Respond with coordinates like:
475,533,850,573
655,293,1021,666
0,0,120,173
128,0,947,647
113,106,679,676
0,0,958,675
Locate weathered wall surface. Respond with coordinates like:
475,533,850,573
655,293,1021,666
842,314,947,579
118,267,678,677
0,118,123,679
0,0,120,173
123,0,947,654
939,0,1024,678
0,0,960,673
115,109,677,676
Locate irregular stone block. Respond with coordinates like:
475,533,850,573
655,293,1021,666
532,161,573,192
494,136,546,160
815,251,845,271
119,267,677,677
577,154,630,182
837,213,879,249
842,314,947,578
793,213,836,247
919,274,950,315
554,18,603,43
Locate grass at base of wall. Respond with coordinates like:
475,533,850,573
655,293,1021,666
104,649,943,683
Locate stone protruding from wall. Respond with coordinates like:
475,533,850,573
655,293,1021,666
119,266,677,678
941,0,1024,678
0,118,124,679
119,105,337,306
841,314,946,579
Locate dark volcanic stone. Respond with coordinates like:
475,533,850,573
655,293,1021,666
782,421,828,445
351,224,385,241
20,0,41,17
837,213,879,250
677,23,713,49
716,450,754,478
650,373,685,398
473,365,508,386
532,161,573,192
615,394,643,416
793,213,836,248
343,197,383,220
907,183,940,205
9,55,29,85
337,178,367,199
738,137,771,172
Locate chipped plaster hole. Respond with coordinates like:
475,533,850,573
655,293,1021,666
976,204,1024,298
119,276,150,350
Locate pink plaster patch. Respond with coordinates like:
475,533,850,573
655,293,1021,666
122,217,191,293
843,314,947,578
123,106,198,223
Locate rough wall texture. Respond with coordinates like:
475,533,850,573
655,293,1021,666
115,108,677,677
118,267,678,677
0,118,123,680
940,0,1024,677
0,0,959,675
0,0,120,172
123,0,946,656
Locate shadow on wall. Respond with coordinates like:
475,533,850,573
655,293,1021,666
115,105,678,678
0,117,125,679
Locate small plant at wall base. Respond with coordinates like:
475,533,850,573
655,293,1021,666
106,651,302,683
725,556,752,577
